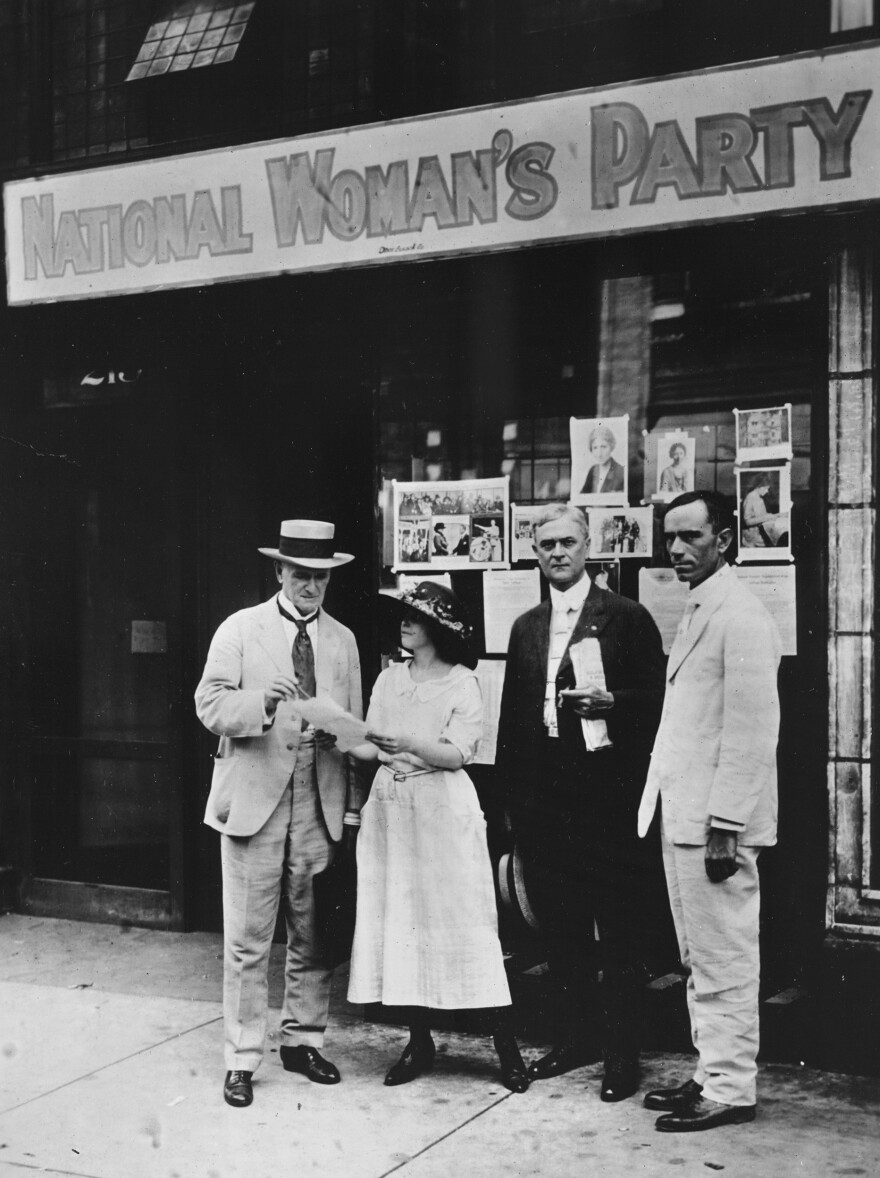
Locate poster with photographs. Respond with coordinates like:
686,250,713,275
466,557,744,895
510,504,545,561
392,477,510,571
734,404,793,463
569,415,629,506
654,431,695,501
736,466,793,562
587,506,654,559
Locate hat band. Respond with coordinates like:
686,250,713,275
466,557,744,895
278,536,336,559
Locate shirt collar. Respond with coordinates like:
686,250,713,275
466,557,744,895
278,591,318,624
549,572,592,614
689,561,732,608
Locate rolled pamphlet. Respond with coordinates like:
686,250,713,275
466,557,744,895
568,637,613,752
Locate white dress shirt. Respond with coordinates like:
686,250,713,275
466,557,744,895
544,573,591,737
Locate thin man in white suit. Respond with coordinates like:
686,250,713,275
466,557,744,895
637,490,781,1134
196,519,364,1108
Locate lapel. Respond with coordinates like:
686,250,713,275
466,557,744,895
666,572,735,680
315,611,338,695
558,581,611,681
255,597,292,674
528,600,551,689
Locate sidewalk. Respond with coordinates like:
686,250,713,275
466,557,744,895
1,913,878,1178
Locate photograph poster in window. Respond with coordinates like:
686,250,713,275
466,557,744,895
392,477,510,571
570,416,629,506
588,506,654,559
655,432,695,501
734,404,793,463
510,504,546,562
735,466,793,562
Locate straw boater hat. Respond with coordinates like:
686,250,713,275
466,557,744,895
381,581,477,668
258,520,354,569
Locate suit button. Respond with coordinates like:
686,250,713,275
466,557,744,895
286,743,295,751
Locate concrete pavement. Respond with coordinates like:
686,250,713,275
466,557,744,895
1,913,878,1178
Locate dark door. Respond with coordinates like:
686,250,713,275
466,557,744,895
17,373,189,928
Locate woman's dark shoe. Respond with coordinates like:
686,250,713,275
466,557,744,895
384,1036,436,1086
493,1034,530,1094
223,1070,253,1107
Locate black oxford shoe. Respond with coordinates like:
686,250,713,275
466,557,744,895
384,1036,436,1086
599,1056,640,1102
223,1070,253,1107
493,1034,530,1094
655,1096,757,1132
527,1043,600,1081
643,1078,703,1111
280,1045,341,1085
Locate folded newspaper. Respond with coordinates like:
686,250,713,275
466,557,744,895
568,637,613,752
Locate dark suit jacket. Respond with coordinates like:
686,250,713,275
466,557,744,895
580,457,625,495
497,582,665,846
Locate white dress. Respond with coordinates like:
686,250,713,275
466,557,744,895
347,661,511,1010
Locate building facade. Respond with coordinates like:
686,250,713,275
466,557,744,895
1,0,878,1072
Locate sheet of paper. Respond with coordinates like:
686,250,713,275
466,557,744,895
396,573,452,593
290,696,369,752
568,637,613,751
735,566,797,655
482,568,541,653
639,567,691,654
474,658,506,765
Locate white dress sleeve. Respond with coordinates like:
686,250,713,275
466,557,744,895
440,673,483,765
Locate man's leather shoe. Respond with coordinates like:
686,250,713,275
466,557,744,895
493,1033,530,1094
643,1078,703,1111
655,1096,757,1132
280,1045,341,1085
599,1056,640,1102
223,1070,253,1107
527,1043,600,1081
384,1036,436,1086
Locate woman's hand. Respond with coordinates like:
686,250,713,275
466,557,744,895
366,730,411,756
314,729,338,751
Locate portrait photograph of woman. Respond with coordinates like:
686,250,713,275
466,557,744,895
655,433,695,501
570,416,629,506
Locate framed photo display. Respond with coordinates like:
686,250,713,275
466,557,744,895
734,404,793,463
587,506,654,559
392,477,510,571
736,466,793,562
569,415,629,506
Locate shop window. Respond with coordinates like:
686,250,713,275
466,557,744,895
0,0,31,168
126,1,256,80
50,0,148,161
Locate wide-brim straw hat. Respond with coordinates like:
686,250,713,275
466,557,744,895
258,520,354,569
380,581,477,668
497,846,541,935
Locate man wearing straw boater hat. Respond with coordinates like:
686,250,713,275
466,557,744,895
195,520,364,1108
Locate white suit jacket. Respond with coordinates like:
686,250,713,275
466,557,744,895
195,596,364,839
637,567,781,846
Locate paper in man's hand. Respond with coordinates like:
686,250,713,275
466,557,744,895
568,638,613,752
290,696,369,752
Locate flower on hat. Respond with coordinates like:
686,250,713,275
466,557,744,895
398,586,473,640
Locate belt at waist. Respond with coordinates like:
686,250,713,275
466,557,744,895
378,763,434,783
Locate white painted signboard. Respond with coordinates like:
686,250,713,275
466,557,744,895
5,41,879,304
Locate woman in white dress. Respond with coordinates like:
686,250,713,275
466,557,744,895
348,582,529,1093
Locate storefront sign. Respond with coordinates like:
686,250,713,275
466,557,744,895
5,41,879,304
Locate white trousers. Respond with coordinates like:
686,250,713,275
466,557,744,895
661,832,762,1107
220,742,333,1072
